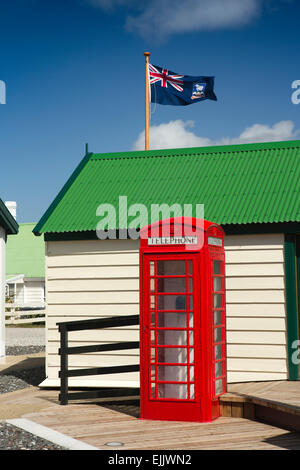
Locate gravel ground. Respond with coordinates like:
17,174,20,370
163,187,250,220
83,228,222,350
0,328,67,450
1,345,46,395
0,422,65,450
5,327,45,347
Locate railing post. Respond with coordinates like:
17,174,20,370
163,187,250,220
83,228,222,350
59,325,68,405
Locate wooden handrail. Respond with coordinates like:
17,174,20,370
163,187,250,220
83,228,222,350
57,315,140,405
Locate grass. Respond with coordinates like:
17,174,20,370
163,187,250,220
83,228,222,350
6,324,45,328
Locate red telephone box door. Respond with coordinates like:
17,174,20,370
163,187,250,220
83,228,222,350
141,253,202,422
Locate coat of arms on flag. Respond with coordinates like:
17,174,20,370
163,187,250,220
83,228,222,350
149,64,217,106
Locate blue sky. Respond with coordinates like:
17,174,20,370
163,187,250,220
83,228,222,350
0,0,300,222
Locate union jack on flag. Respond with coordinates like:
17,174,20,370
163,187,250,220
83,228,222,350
149,64,184,92
148,63,217,106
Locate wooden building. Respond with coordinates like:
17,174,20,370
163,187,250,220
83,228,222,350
33,140,300,388
6,223,45,307
0,199,18,357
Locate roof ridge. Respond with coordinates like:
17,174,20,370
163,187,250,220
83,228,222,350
91,139,300,161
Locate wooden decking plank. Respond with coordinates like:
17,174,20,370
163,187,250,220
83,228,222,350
202,435,300,451
64,420,277,438
72,425,282,443
83,429,289,447
86,430,295,450
16,381,300,450
30,415,252,436
25,412,300,450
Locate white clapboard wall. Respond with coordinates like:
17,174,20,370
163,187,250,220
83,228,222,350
24,280,45,304
42,234,287,387
44,239,140,388
224,233,287,383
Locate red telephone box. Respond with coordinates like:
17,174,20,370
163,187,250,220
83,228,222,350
139,217,226,422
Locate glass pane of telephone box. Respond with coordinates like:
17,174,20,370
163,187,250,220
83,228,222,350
158,365,188,382
157,347,188,364
189,348,194,363
150,330,155,345
213,260,221,274
214,327,222,343
157,277,187,293
215,379,223,395
158,383,188,399
214,294,221,308
150,262,155,276
214,344,222,361
151,348,156,361
156,311,194,329
157,311,187,328
157,330,187,346
157,260,186,276
215,361,223,378
213,277,222,292
157,295,187,310
214,310,222,326
189,330,194,345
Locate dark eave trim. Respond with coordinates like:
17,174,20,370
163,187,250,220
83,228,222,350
0,199,18,235
43,222,300,242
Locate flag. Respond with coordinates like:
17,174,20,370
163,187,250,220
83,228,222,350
149,64,217,106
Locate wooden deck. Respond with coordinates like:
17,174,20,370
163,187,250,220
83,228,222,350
23,404,300,450
220,381,300,432
227,380,300,409
0,385,299,450
1,354,300,451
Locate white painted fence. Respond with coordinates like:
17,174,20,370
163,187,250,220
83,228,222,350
5,303,45,325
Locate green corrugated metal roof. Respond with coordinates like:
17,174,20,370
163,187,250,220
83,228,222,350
6,223,45,277
33,140,300,234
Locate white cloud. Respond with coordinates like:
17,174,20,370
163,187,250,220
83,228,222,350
126,0,262,40
132,121,210,150
85,1,291,41
85,0,263,40
132,119,299,151
219,120,298,145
